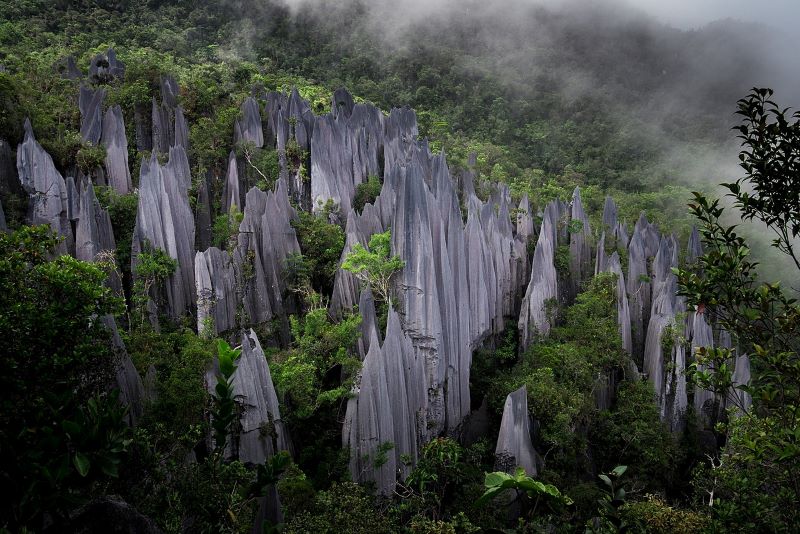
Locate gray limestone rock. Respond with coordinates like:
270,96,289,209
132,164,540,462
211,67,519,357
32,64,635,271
55,55,82,80
0,198,6,232
605,252,633,356
195,172,213,251
79,85,106,144
518,202,559,350
731,354,752,414
643,236,687,431
223,151,241,213
75,178,121,294
174,105,190,152
131,147,196,320
160,75,179,109
151,97,174,155
101,105,132,194
16,120,73,254
568,187,592,297
690,312,716,423
495,386,539,476
343,307,427,494
195,247,238,335
236,180,300,330
89,48,125,84
102,315,145,426
357,287,381,359
66,175,80,222
235,97,264,148
234,329,291,464
627,220,652,361
687,226,703,263
331,87,355,119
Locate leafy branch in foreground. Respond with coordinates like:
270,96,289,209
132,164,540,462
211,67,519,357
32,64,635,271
211,339,240,453
730,87,800,270
475,467,572,508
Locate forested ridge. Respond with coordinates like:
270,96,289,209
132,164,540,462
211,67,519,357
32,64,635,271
0,1,798,532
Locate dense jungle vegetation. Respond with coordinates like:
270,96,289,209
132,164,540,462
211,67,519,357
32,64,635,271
1,1,798,532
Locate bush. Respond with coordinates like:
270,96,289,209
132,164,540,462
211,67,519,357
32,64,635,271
0,226,129,530
622,495,708,533
352,175,382,213
285,482,395,534
291,210,345,295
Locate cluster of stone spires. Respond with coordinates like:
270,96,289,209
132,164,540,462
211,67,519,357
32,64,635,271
0,52,753,502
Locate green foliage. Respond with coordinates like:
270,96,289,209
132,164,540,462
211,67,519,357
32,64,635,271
213,204,243,250
132,246,178,327
271,308,361,422
341,229,405,306
76,141,107,173
0,226,129,530
477,467,572,507
212,339,241,452
588,465,629,532
591,380,677,492
291,209,345,295
488,274,628,462
406,438,471,517
730,88,800,269
126,329,214,434
285,481,395,534
352,175,382,213
621,495,708,534
95,186,138,293
675,88,800,532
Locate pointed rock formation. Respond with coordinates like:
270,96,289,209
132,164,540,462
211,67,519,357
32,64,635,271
223,151,241,213
75,178,121,292
604,251,633,356
518,202,559,349
102,315,145,426
495,386,539,476
101,105,132,194
195,247,237,335
343,307,427,494
234,329,291,464
174,106,189,152
235,180,300,330
79,85,106,144
235,97,264,148
132,147,196,319
569,187,592,297
16,120,73,254
690,312,715,422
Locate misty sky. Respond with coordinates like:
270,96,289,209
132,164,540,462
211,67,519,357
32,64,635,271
628,0,797,33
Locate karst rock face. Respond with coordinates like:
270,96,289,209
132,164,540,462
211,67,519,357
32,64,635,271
89,48,125,84
223,151,241,213
731,354,752,414
101,105,132,194
235,179,301,333
495,386,539,476
234,329,291,464
643,236,688,431
132,147,196,320
79,85,107,144
690,311,716,422
75,178,123,294
235,97,264,148
518,201,559,350
16,119,73,255
194,247,237,335
102,315,145,426
568,187,592,297
310,90,384,217
343,306,427,495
